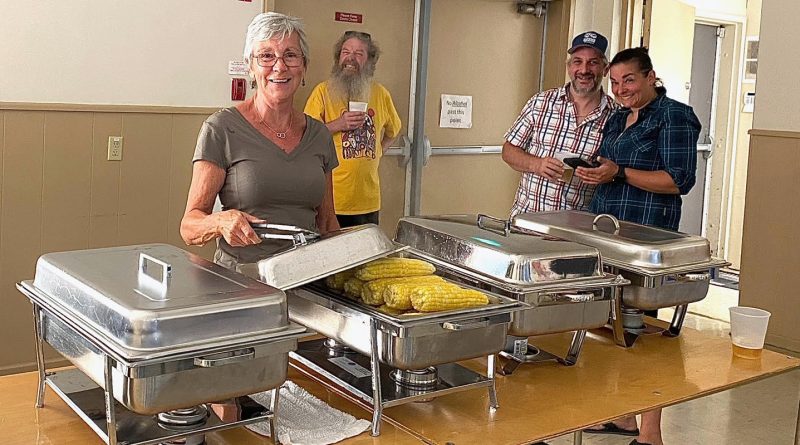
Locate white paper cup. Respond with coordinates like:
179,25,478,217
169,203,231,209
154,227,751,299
349,101,368,112
729,306,771,358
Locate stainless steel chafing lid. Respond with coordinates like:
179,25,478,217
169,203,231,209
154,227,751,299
244,224,404,290
31,244,296,356
511,210,717,270
394,214,604,287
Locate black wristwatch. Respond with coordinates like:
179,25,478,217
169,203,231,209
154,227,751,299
613,166,627,183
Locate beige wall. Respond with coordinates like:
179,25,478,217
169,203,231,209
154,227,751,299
739,131,800,352
739,0,800,352
0,105,215,375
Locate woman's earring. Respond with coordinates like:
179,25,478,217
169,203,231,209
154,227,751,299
302,78,306,87
250,79,257,89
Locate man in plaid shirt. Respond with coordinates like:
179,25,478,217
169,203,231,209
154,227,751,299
502,31,617,217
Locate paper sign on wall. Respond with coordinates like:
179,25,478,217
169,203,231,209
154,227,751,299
228,61,249,76
439,94,472,129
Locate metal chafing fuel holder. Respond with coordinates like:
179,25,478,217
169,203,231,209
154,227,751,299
246,224,519,437
26,299,278,445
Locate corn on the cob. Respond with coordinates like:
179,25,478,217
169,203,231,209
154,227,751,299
325,270,355,290
355,257,436,281
383,277,448,310
376,304,406,316
343,277,365,300
409,284,490,312
361,275,444,306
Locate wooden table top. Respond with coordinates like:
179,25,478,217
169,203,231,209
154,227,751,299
0,367,423,445
369,326,800,444
1,326,797,445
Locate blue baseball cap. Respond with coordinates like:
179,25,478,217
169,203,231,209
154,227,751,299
568,31,608,56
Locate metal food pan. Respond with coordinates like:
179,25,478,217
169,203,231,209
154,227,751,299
288,287,510,370
38,304,299,415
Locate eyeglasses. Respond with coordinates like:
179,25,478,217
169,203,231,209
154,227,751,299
344,30,371,40
252,51,305,68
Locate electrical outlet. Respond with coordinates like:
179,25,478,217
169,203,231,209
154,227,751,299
108,136,123,161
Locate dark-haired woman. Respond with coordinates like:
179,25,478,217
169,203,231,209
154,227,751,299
577,47,700,445
576,47,700,230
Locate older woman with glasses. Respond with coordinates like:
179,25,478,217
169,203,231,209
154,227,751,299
180,12,339,270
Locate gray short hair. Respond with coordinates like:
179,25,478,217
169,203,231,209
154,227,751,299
243,12,309,66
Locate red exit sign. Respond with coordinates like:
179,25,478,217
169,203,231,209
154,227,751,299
335,12,363,23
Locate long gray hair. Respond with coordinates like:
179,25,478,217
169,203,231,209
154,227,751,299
243,12,309,67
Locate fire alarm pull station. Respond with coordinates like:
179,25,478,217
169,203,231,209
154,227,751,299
231,78,246,101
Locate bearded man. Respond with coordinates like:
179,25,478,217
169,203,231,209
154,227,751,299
304,30,401,228
501,31,617,215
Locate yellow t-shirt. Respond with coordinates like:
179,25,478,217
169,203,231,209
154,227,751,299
304,81,402,215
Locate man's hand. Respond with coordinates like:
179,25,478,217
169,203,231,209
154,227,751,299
575,156,618,184
532,157,565,181
329,111,367,133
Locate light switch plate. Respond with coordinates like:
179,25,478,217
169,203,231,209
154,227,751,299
108,136,123,161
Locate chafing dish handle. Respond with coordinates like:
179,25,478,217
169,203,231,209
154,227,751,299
250,223,320,246
193,348,256,368
592,214,621,235
138,253,172,287
680,272,711,282
476,214,510,237
442,319,490,331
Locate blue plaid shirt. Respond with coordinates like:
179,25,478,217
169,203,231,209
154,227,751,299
589,93,701,230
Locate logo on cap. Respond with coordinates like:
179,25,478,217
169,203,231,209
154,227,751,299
583,32,597,44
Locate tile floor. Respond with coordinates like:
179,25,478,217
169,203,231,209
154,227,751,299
547,285,800,445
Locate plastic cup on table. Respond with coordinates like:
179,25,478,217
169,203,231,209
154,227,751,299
729,306,771,359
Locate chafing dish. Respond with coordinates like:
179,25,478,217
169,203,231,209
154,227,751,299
394,214,627,374
512,210,730,346
17,244,306,445
244,224,523,436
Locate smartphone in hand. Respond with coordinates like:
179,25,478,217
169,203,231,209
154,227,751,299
564,157,598,169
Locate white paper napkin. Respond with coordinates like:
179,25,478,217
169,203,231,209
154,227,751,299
245,380,371,445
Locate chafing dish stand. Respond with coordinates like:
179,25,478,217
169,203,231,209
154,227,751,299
18,244,308,445
512,211,730,348
28,303,278,445
290,320,499,438
246,224,520,436
395,214,628,375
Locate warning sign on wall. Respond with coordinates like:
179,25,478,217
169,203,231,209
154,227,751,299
335,12,363,23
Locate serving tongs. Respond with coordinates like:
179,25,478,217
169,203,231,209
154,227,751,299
250,223,320,246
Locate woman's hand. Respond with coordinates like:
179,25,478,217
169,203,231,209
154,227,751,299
329,111,367,133
575,156,619,185
216,210,266,247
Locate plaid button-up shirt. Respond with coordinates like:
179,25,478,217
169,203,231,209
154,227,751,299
506,84,616,217
589,93,701,230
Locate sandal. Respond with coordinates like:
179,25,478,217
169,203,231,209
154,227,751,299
584,422,640,437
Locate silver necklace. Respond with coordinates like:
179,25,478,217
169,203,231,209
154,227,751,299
259,109,293,139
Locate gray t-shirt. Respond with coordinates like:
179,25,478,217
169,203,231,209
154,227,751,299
193,107,338,263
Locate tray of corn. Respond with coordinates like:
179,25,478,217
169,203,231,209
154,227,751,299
321,257,505,317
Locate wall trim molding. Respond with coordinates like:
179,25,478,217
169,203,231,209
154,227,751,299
749,128,800,139
0,358,71,377
0,102,220,115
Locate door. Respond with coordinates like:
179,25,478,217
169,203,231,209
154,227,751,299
645,0,703,234
273,0,414,235
680,24,720,235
